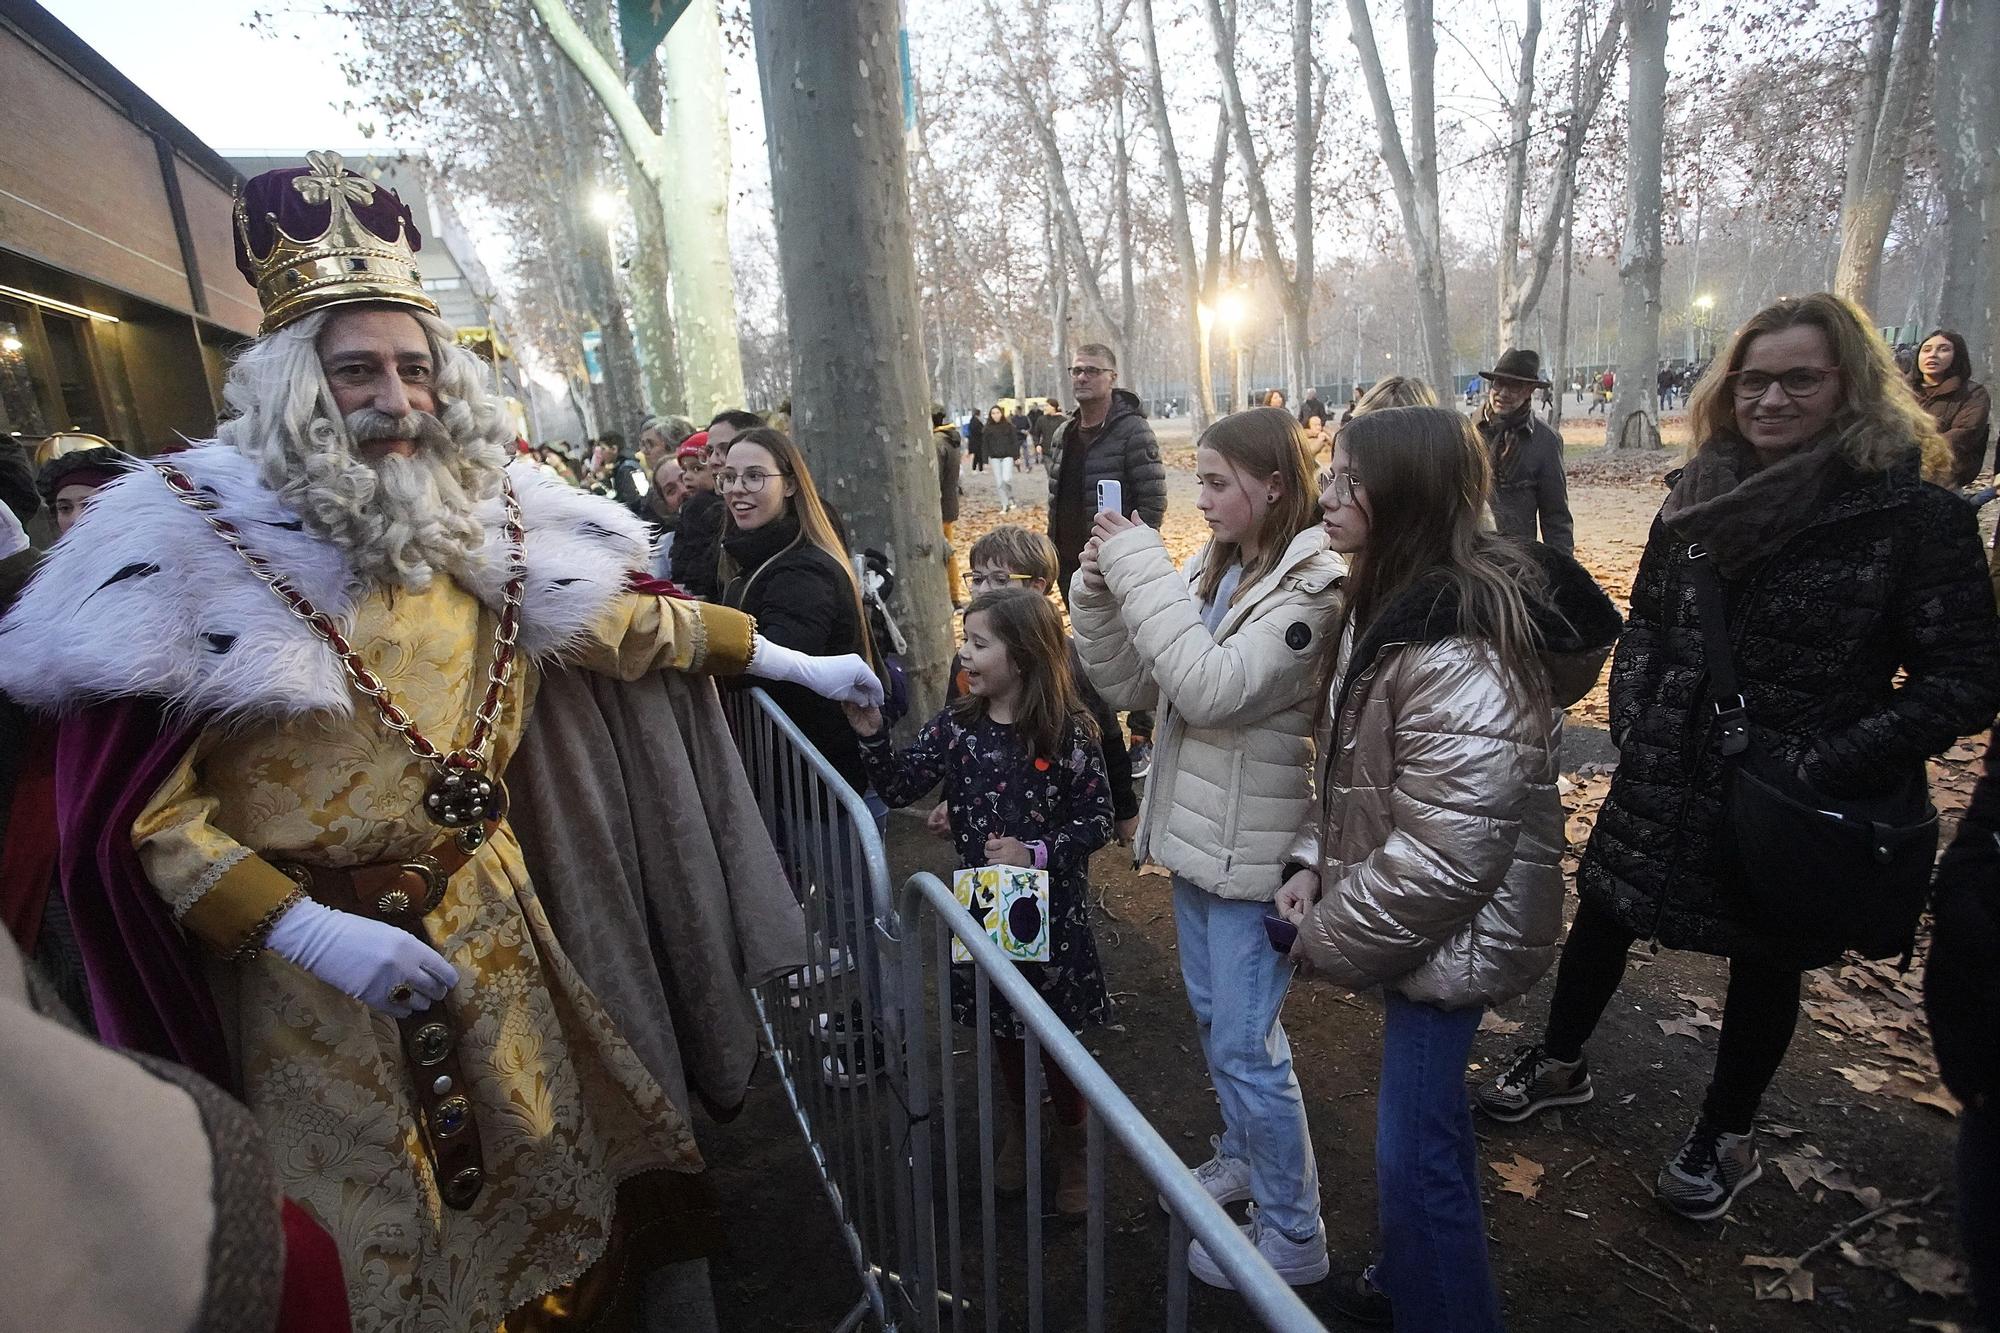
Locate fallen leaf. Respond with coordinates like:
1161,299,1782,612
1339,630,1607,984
1658,1017,1707,1040
1743,1255,1815,1302
1757,1121,1806,1140
1478,1012,1523,1036
1836,1065,1893,1094
1489,1153,1545,1201
1676,992,1721,1012
1891,1247,1970,1298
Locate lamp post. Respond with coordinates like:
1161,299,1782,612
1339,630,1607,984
1692,294,1716,365
1217,288,1248,409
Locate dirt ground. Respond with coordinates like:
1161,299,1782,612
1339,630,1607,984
701,441,1986,1332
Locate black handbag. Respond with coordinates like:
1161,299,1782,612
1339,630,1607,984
1686,543,1938,960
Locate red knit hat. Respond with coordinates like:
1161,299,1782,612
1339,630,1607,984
676,431,709,462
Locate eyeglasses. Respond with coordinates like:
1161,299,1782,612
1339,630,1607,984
967,571,1038,591
716,467,791,493
1727,366,1838,399
1318,470,1364,508
1068,365,1111,378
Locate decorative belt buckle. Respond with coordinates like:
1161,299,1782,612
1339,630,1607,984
378,855,445,917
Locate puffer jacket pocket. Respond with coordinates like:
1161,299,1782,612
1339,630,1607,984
1218,748,1248,855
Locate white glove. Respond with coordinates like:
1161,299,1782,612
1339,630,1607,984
265,898,459,1018
0,502,25,560
750,634,886,706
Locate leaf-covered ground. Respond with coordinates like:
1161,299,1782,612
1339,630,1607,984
705,434,1989,1331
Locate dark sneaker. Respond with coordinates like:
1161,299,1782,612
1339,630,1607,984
812,999,867,1045
1321,1266,1393,1327
1656,1117,1761,1221
1474,1043,1593,1123
1127,738,1153,780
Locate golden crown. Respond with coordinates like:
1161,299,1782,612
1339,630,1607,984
233,151,438,335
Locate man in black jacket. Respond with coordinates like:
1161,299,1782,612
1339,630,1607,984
1047,342,1168,773
1474,348,1574,554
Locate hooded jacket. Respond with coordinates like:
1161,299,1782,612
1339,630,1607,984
1294,546,1621,1009
1070,523,1343,900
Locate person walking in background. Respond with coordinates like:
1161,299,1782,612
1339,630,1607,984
1069,407,1342,1288
934,408,968,607
1477,292,2000,1222
1024,399,1045,472
1590,368,1613,415
1034,396,1063,471
1909,329,1992,488
985,405,1019,512
1282,405,1620,1329
1475,349,1574,553
845,589,1114,1217
1047,343,1168,774
967,407,987,473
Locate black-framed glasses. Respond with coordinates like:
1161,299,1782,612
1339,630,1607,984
1318,469,1363,508
1068,365,1112,378
716,467,792,493
967,571,1038,591
1727,366,1838,400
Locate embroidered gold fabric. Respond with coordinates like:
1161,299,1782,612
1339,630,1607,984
131,581,728,1331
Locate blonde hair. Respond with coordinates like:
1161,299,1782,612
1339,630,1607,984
1192,406,1321,605
968,524,1060,588
1354,375,1439,414
1686,292,1951,480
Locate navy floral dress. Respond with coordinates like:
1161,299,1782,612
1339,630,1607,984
859,707,1113,1038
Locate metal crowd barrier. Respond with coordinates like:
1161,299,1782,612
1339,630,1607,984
727,686,1327,1332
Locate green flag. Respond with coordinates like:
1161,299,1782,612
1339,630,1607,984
619,0,691,70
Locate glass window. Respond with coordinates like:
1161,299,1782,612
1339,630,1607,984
0,308,48,436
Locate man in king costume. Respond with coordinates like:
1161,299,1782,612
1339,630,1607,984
0,152,880,1329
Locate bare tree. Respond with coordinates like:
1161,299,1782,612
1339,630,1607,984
1346,0,1452,390
749,0,954,717
1497,1,1623,349
1136,0,1216,427
1834,0,1938,317
1201,0,1319,402
1936,0,1998,377
1609,0,1668,448
528,0,748,416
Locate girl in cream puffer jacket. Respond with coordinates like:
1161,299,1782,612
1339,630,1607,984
1070,407,1344,1285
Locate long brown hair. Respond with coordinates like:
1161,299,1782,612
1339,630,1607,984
1353,375,1438,414
949,588,1097,760
1685,292,1950,480
1192,406,1322,605
1322,406,1550,722
718,426,879,670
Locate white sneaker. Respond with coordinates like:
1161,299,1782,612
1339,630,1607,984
1188,1204,1329,1289
1158,1134,1252,1210
785,946,851,991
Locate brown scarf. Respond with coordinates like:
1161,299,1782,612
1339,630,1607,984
1661,435,1842,578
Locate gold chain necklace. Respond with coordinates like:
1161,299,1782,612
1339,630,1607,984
156,461,524,851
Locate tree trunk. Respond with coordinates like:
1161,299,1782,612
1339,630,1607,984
1346,0,1452,390
529,0,748,417
1285,0,1314,403
1835,0,1938,317
749,0,952,717
1136,0,1213,431
1937,0,1999,362
1496,0,1542,349
1610,0,1669,449
626,53,685,418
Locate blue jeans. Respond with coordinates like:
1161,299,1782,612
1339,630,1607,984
1171,878,1321,1239
1375,991,1503,1332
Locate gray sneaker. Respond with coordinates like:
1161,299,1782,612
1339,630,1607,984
1474,1043,1594,1122
1656,1117,1761,1221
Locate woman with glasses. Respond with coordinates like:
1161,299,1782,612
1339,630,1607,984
1477,292,2000,1223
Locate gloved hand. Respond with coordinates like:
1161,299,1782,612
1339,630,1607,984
0,501,25,560
265,898,459,1018
750,634,885,706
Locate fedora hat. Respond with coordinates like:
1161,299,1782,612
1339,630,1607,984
1479,348,1551,387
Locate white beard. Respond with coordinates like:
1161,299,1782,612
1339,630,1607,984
326,448,492,590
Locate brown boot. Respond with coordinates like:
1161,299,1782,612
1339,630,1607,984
994,1087,1029,1197
1052,1118,1089,1217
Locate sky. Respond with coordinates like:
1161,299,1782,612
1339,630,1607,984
42,0,381,153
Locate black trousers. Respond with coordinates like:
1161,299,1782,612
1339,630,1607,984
1542,895,1802,1135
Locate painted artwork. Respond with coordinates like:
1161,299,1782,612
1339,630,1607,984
950,865,1051,965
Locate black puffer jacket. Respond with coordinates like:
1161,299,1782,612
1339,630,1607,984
1927,730,2000,1107
1580,458,2000,963
1047,388,1167,591
670,488,726,600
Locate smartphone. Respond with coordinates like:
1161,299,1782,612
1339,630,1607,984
1262,913,1298,954
1097,479,1122,515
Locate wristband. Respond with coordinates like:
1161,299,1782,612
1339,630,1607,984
1029,841,1049,871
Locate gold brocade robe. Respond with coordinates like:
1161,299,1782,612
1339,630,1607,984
130,577,754,1332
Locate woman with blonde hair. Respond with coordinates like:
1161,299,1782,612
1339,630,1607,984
1352,375,1438,415
1070,405,1343,1287
1478,292,2000,1222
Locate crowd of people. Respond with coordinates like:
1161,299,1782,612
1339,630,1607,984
3,146,2000,1333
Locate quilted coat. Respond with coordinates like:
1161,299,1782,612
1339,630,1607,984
1295,545,1622,1008
1582,457,2000,963
1069,522,1343,901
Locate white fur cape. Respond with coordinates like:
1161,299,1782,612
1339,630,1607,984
0,444,653,721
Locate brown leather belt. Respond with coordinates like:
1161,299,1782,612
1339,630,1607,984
278,809,501,1211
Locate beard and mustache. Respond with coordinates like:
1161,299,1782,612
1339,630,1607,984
283,406,505,591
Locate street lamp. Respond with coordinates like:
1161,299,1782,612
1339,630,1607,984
1692,294,1716,364
1217,289,1249,408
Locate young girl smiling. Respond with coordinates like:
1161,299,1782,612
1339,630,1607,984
845,589,1113,1215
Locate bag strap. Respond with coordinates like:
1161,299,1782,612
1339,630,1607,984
1685,544,1751,759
